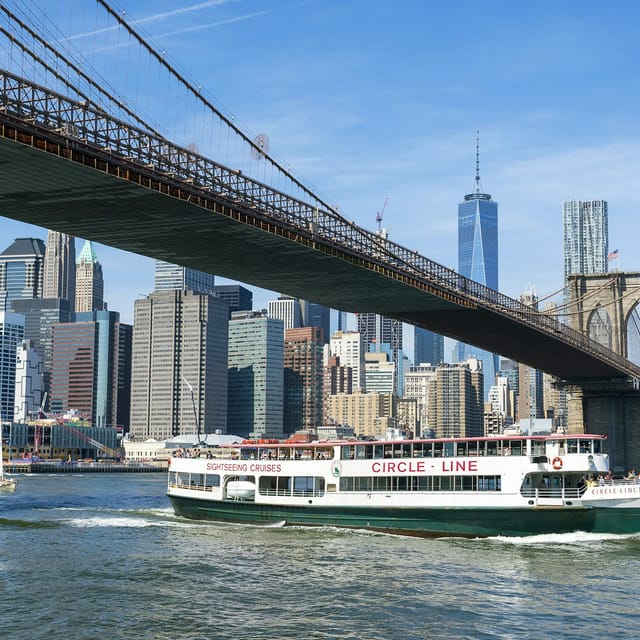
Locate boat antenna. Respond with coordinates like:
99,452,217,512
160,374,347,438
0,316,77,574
181,375,204,446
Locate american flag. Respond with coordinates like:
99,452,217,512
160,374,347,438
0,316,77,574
607,249,619,261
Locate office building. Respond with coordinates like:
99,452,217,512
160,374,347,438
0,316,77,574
11,298,73,408
357,312,403,368
155,260,216,295
325,391,395,439
50,310,131,429
457,134,499,394
42,230,75,302
429,359,483,438
130,290,228,440
0,237,45,312
14,339,44,423
414,327,444,366
268,295,303,330
329,330,365,392
214,284,252,315
228,311,283,439
364,351,395,395
75,240,104,313
563,200,608,286
322,354,353,423
404,363,438,435
283,327,324,433
301,301,330,344
0,312,25,421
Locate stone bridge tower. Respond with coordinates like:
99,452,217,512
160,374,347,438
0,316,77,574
567,272,640,472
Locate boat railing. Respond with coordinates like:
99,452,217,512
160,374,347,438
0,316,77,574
520,487,584,499
259,488,325,498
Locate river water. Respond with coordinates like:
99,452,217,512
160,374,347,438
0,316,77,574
0,473,638,640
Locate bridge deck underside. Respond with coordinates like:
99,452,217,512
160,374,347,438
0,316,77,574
0,135,630,380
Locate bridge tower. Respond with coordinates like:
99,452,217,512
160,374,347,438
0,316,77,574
567,271,640,472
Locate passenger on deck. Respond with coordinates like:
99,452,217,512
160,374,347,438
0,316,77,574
626,468,637,480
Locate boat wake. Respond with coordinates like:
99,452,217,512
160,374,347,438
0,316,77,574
488,530,640,546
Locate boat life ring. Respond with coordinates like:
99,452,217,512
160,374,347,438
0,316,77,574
552,456,563,470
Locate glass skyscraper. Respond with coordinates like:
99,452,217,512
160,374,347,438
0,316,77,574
563,200,608,284
457,135,499,394
0,237,45,312
154,260,216,295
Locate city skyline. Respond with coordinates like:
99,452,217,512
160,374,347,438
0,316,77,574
0,1,638,336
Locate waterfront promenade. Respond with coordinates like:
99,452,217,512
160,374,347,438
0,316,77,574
5,460,167,473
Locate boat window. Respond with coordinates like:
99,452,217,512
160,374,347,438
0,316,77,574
486,440,498,456
567,439,578,454
594,440,602,454
579,440,592,454
277,448,290,460
413,443,425,457
531,440,544,456
205,473,220,488
443,442,455,458
433,442,443,457
355,476,372,491
374,444,384,459
510,441,523,456
438,476,452,491
456,442,468,457
423,442,434,457
355,445,369,460
467,441,479,456
341,446,354,460
374,476,392,491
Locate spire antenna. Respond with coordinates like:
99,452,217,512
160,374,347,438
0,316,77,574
475,129,481,193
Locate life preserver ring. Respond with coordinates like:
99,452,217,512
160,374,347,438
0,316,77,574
552,456,563,470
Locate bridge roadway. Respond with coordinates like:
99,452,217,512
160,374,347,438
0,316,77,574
0,70,638,383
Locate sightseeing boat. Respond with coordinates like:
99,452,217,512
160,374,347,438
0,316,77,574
167,433,640,537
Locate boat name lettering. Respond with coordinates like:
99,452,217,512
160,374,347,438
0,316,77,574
249,462,282,473
205,462,283,473
591,485,640,496
371,461,426,473
206,462,248,472
441,460,478,473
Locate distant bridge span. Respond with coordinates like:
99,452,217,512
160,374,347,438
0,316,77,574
0,70,638,382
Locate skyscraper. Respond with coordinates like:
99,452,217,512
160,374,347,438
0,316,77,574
430,359,484,438
11,298,72,409
330,330,365,392
14,339,44,423
284,327,324,433
301,301,331,345
457,133,499,394
129,290,229,440
0,312,25,422
414,327,444,366
228,311,284,439
75,240,104,313
50,310,130,428
154,260,216,295
43,230,75,302
268,295,302,330
214,284,253,315
0,238,45,312
563,200,608,284
356,312,403,394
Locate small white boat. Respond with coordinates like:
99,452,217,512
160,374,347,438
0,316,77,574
0,451,17,492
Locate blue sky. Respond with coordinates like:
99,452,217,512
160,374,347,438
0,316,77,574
2,0,640,350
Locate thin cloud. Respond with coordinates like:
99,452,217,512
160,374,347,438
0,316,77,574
155,11,275,39
64,0,238,42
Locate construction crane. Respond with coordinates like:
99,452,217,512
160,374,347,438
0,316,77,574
375,197,389,234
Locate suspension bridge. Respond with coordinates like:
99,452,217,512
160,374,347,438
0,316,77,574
0,0,639,387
